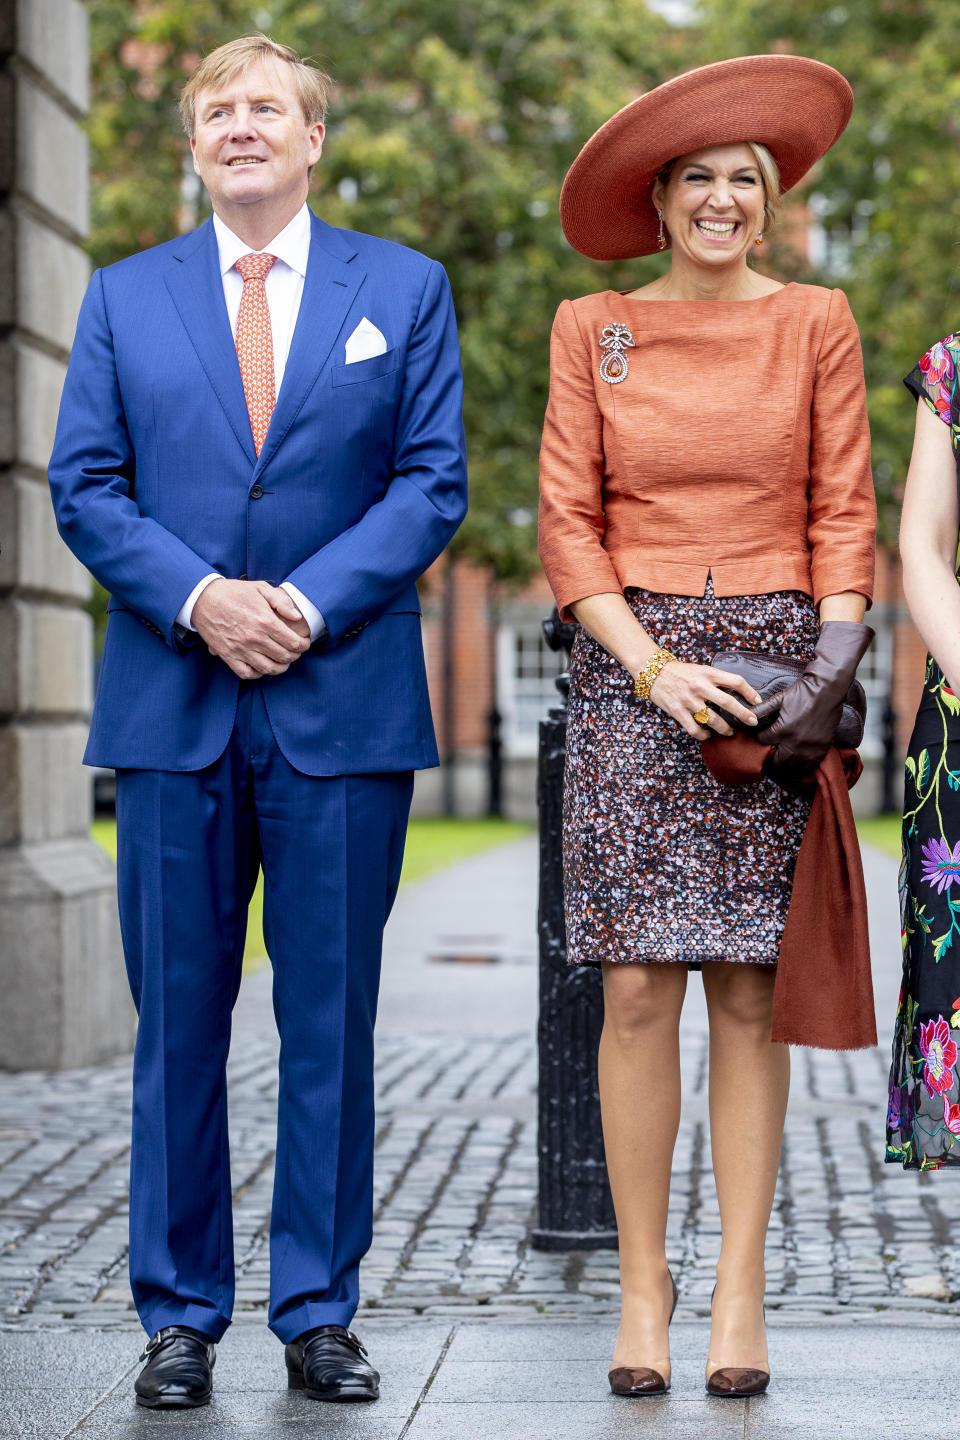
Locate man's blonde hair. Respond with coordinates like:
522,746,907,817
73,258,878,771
179,34,332,139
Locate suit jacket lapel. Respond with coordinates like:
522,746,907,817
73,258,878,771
254,212,366,476
163,220,257,466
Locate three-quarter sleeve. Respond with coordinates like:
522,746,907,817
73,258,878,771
807,288,877,607
538,299,622,620
904,337,958,427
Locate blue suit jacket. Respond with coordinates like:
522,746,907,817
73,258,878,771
49,212,467,774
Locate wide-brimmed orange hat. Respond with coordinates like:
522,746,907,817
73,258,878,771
560,55,853,261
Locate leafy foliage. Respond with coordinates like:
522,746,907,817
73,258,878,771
88,0,957,577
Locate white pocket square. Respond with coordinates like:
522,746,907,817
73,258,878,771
345,317,388,364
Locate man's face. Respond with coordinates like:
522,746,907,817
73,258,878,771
190,58,324,219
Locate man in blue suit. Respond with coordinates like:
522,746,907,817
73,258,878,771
49,34,466,1409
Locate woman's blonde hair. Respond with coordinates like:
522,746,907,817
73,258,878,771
179,34,332,138
656,141,783,232
747,143,782,232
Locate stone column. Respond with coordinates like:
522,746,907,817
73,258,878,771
0,0,132,1068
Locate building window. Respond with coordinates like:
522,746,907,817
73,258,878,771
497,621,568,756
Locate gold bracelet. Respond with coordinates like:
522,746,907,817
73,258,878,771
634,646,676,700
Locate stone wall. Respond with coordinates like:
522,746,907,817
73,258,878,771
0,0,132,1068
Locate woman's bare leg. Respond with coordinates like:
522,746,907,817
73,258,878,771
701,961,789,1376
600,961,689,1376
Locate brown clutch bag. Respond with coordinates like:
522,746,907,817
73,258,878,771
710,649,867,748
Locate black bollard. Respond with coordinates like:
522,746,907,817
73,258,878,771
532,609,618,1250
487,703,503,818
880,692,899,816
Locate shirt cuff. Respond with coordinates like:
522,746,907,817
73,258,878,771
176,573,222,631
280,582,327,642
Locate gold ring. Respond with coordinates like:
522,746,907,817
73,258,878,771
693,706,711,726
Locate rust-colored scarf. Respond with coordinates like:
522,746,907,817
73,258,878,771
701,734,876,1051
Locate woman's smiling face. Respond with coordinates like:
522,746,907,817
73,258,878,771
651,143,768,271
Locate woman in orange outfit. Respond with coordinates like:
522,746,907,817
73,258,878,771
538,56,876,1398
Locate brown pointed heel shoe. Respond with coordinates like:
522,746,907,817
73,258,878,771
706,1366,770,1397
706,1287,770,1396
608,1271,679,1397
609,1365,670,1396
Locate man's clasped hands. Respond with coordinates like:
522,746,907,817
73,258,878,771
192,578,312,680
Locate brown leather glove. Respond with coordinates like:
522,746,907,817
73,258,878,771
755,620,874,779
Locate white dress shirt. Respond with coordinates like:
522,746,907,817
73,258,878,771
175,204,325,640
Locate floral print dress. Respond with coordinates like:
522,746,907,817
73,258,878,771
887,334,960,1170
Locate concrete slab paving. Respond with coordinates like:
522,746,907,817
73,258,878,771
405,1319,955,1438
0,1329,136,1390
747,1430,906,1440
71,1392,407,1436
2,1391,109,1440
428,1357,616,1404
445,1319,620,1362
404,1398,750,1439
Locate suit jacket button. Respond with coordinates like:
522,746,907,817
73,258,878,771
239,573,248,581
250,484,264,499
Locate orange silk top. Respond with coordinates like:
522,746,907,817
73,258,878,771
538,283,876,622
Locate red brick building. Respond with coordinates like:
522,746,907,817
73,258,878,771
416,558,563,819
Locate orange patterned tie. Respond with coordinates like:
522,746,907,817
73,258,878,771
234,252,277,455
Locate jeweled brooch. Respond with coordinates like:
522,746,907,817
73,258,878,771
598,322,635,384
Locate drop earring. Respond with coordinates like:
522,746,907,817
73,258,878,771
755,230,764,247
657,209,666,251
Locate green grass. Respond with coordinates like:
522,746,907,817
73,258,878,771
856,813,902,861
92,815,530,970
91,818,119,859
396,816,529,883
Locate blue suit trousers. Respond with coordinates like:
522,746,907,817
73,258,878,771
115,683,413,1343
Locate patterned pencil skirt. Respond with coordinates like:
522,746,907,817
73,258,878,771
562,580,820,967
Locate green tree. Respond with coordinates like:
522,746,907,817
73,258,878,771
89,0,687,581
694,0,960,541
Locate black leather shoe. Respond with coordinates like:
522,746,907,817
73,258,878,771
134,1326,216,1409
285,1326,379,1402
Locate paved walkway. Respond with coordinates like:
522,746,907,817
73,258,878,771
1,831,958,1436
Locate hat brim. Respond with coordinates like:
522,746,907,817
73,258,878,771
559,55,853,261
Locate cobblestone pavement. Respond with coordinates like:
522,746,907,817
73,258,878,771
2,836,960,1340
